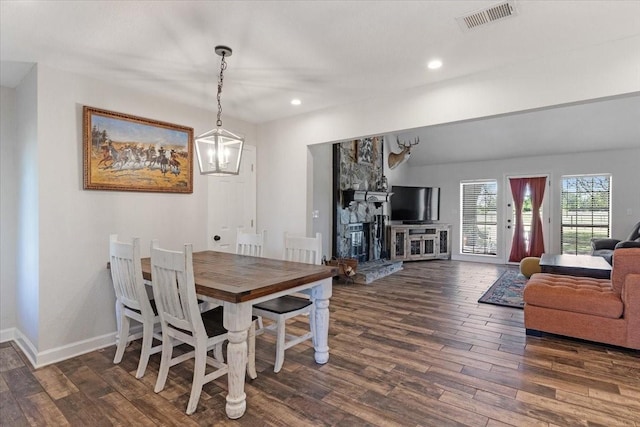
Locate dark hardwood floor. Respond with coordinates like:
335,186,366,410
2,260,639,426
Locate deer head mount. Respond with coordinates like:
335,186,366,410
388,136,420,169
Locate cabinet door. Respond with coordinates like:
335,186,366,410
392,229,407,259
439,229,449,254
436,228,451,259
409,238,422,256
423,237,436,256
408,236,437,259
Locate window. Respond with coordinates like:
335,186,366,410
461,180,498,255
561,175,611,254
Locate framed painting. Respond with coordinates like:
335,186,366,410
83,106,193,193
356,138,375,165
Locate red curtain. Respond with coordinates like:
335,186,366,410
508,178,528,262
528,177,547,257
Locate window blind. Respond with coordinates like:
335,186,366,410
460,181,498,255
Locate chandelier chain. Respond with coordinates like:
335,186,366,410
216,52,227,127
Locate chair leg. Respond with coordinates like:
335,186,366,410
154,333,173,393
273,317,286,373
114,299,122,340
113,306,129,364
256,315,264,335
213,343,224,362
135,320,154,378
247,320,257,380
186,344,207,415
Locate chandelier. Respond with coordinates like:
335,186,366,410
195,45,244,175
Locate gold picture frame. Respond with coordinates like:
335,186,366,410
83,106,193,193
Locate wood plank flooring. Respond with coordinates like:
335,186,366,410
2,260,639,426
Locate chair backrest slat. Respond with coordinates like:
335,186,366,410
109,234,150,313
283,232,322,265
236,229,265,257
150,241,205,337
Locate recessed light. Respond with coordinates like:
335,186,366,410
427,59,442,70
291,99,301,106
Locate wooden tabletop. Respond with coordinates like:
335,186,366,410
140,251,338,303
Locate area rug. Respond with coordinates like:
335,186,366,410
478,268,527,308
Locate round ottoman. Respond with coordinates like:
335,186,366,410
520,256,541,278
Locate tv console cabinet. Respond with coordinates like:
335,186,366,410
389,223,451,261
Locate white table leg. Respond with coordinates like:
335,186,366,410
310,278,332,364
223,302,252,419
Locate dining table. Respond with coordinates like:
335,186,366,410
139,250,337,419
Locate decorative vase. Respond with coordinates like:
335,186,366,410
379,175,388,192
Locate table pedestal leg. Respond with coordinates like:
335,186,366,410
223,302,252,419
310,278,332,365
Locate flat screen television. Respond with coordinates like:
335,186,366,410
391,186,440,223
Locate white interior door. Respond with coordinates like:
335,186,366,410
207,145,257,252
504,174,550,263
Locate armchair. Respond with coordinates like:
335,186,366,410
591,221,640,264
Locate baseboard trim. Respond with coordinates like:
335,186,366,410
12,329,38,368
1,326,143,369
0,327,16,343
35,332,117,368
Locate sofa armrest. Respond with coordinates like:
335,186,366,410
622,273,640,349
591,238,620,251
615,240,640,249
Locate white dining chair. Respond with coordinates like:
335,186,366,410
150,240,257,415
236,229,267,332
109,234,162,379
236,228,266,257
252,232,322,373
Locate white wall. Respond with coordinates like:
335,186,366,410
309,143,332,257
15,67,40,355
1,86,18,339
400,148,640,263
1,64,256,366
258,36,640,258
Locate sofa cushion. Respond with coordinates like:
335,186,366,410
591,238,620,251
523,273,623,319
612,247,640,293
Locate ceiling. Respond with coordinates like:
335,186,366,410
2,1,639,166
400,94,640,166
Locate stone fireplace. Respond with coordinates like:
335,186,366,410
338,195,391,262
332,138,391,262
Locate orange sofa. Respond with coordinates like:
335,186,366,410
523,248,640,350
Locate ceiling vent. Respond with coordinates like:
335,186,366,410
457,1,518,31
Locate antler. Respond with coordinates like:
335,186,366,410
396,136,420,148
